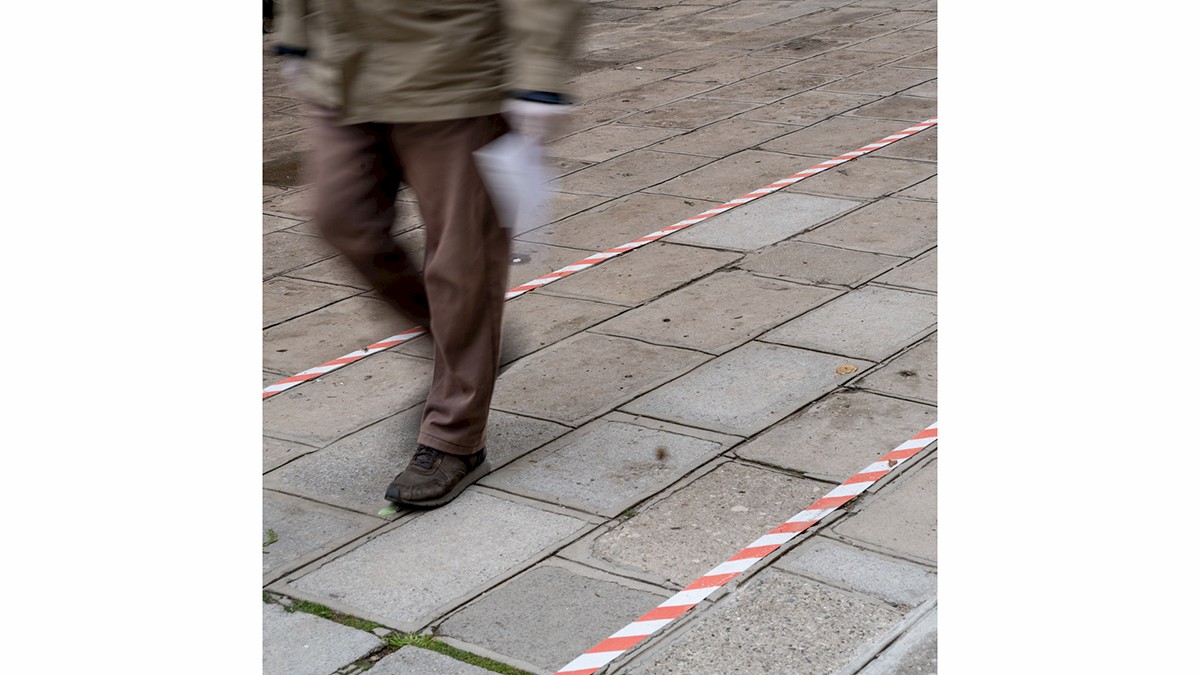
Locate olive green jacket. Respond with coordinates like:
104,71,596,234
276,0,583,124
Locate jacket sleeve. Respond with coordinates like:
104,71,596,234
498,0,585,98
274,0,312,56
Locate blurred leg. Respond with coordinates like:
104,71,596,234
309,106,430,326
392,115,511,455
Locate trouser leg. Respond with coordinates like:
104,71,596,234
309,107,430,327
391,115,511,455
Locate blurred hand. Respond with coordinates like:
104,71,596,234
502,99,572,144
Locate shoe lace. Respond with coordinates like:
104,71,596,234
412,445,439,470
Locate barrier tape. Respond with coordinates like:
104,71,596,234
554,422,939,675
263,118,938,399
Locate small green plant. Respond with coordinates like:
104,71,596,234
287,599,384,633
385,634,533,675
268,596,532,675
263,529,279,548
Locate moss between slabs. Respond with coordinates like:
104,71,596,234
265,595,533,675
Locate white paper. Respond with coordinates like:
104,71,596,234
473,132,550,237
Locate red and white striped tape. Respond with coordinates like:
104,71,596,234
263,118,938,399
554,421,939,675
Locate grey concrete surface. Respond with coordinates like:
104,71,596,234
621,341,870,436
856,606,938,675
262,1,938,671
262,490,383,584
668,191,863,251
591,269,839,355
284,490,595,632
761,284,936,361
616,569,906,675
834,458,938,564
776,537,936,610
538,242,742,307
437,560,667,674
480,414,734,518
587,461,834,586
263,354,434,447
491,332,712,426
369,647,495,675
734,390,935,481
736,240,906,288
263,603,381,675
856,333,938,405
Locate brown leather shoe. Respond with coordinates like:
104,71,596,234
385,445,489,507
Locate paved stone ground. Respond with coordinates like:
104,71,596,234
263,0,937,672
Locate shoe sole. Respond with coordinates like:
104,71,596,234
387,459,492,509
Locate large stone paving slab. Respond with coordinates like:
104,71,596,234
874,124,937,162
369,647,493,675
548,149,714,197
761,285,936,361
847,28,936,56
545,124,684,163
735,391,936,482
264,435,319,473
403,292,624,365
875,248,937,292
856,333,937,405
262,295,418,375
491,332,711,427
582,461,833,585
437,560,668,674
736,90,879,126
735,240,905,288
506,241,600,289
649,117,798,158
776,537,936,609
618,569,906,675
648,149,836,202
834,458,937,563
263,230,338,280
262,490,383,584
519,192,720,252
263,603,382,675
617,98,760,130
586,79,723,113
896,174,936,201
592,269,838,355
622,342,870,437
818,66,936,97
263,277,361,330
758,114,918,158
858,607,938,675
538,242,742,307
283,490,595,632
496,293,627,364
264,213,302,235
481,413,737,517
781,49,903,77
701,71,836,104
848,93,938,124
669,55,799,85
265,406,569,515
799,197,936,256
263,354,434,446
669,191,862,251
789,155,937,200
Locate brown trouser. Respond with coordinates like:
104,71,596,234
310,108,512,456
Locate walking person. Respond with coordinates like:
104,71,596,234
273,0,584,507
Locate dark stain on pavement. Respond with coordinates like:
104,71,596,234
263,152,306,188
